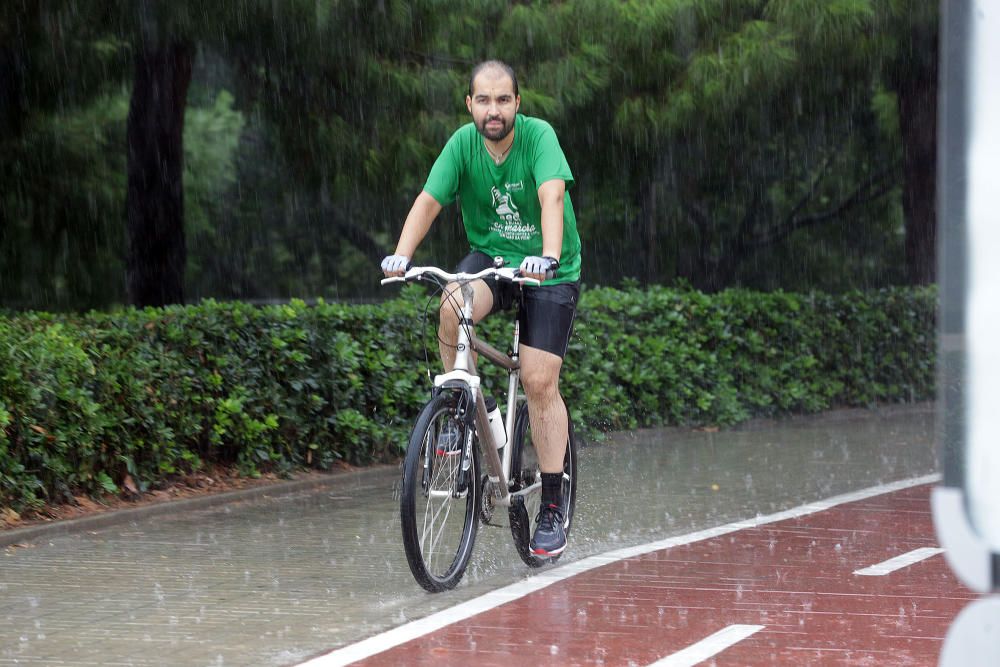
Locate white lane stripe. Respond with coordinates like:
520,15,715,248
297,473,939,667
647,624,765,667
854,546,945,576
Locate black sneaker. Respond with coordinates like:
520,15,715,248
436,421,462,455
529,503,567,556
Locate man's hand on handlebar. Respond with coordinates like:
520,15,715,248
381,254,411,277
518,255,559,282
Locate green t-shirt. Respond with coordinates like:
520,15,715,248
422,114,582,284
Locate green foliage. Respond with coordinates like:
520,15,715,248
0,79,251,308
1,0,936,310
184,91,246,238
0,91,129,309
0,285,935,513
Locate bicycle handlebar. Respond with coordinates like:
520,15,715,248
380,265,541,287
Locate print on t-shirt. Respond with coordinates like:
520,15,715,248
490,184,535,241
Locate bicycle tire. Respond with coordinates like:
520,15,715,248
508,402,578,567
400,392,480,592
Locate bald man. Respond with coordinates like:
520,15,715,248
382,60,582,557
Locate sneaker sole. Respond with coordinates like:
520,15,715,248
529,543,566,557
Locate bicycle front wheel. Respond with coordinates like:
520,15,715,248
508,402,578,567
400,392,480,592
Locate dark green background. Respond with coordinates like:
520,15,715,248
0,0,937,310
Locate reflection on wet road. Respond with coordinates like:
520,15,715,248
0,404,936,666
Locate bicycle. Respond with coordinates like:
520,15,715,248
382,260,579,593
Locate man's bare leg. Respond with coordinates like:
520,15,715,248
521,343,570,556
519,344,568,473
438,280,494,371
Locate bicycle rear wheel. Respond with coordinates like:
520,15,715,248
400,392,480,592
508,402,578,567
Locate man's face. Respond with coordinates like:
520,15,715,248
466,70,520,142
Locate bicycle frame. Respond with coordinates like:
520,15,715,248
383,265,540,509
433,280,519,507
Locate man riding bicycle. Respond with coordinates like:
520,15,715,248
382,60,582,557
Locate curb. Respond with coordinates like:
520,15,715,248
0,463,398,548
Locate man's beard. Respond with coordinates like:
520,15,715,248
478,115,514,141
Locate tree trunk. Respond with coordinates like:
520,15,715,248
0,46,24,140
894,20,939,286
637,155,674,285
125,38,192,307
644,182,659,283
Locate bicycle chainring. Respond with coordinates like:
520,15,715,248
479,475,508,527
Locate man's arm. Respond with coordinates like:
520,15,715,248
537,179,565,260
518,178,565,281
384,191,443,276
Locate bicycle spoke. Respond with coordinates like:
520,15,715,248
401,393,480,592
420,444,461,573
427,499,454,568
423,466,453,559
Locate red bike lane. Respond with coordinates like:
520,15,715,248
302,480,974,666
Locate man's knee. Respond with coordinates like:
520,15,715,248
438,296,462,334
521,365,560,400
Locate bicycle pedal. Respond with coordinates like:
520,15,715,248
508,496,529,531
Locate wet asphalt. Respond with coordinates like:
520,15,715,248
0,403,937,666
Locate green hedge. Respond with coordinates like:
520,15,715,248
0,285,935,512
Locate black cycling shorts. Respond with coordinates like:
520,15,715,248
454,251,580,358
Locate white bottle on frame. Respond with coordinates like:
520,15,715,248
485,397,506,450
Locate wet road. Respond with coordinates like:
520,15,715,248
0,403,937,666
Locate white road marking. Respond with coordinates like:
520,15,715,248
297,473,939,666
854,546,945,576
646,624,765,667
